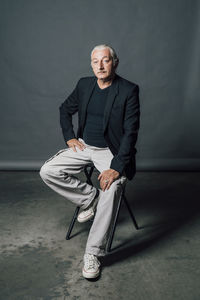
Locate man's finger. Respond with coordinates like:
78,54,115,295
101,177,110,191
72,145,77,152
78,142,85,150
100,178,106,191
98,173,102,180
100,181,104,191
106,180,113,190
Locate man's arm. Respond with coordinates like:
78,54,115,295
59,80,80,143
110,84,140,174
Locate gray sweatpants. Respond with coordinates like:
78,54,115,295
39,138,126,256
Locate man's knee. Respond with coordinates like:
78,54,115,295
40,164,48,180
39,163,54,181
108,177,126,192
101,179,123,199
40,161,70,182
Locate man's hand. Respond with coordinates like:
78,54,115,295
66,139,85,152
98,169,120,191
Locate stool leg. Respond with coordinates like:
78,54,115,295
106,190,139,252
106,190,123,253
66,206,80,240
124,195,139,230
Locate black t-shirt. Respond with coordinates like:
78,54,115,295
83,82,110,147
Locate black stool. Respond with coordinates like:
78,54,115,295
66,164,139,252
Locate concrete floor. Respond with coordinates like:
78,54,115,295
0,171,200,300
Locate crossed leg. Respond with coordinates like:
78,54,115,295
39,147,97,209
39,143,126,256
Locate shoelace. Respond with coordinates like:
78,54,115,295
84,254,100,269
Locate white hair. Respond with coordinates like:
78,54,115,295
91,44,119,68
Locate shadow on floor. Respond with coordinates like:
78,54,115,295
103,173,200,266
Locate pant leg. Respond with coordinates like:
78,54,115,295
83,145,127,256
85,176,126,256
39,147,97,209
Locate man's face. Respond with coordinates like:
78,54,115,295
91,48,115,80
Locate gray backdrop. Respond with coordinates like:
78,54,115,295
0,0,200,171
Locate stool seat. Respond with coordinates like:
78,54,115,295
66,164,139,252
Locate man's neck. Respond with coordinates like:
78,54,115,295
97,74,116,89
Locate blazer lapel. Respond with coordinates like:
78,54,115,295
103,75,119,132
80,77,96,129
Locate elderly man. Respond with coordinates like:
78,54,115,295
40,44,140,279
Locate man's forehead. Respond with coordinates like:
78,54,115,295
91,48,111,59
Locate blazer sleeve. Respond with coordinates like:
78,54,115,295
59,80,80,143
110,85,140,174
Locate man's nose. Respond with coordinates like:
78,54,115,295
98,61,104,69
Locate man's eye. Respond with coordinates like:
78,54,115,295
104,60,109,63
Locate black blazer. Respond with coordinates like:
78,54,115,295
59,74,140,180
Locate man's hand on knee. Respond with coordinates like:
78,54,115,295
98,169,120,191
66,139,85,152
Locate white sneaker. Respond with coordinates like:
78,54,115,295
82,253,101,279
77,191,99,223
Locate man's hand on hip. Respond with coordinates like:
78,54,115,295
98,169,120,191
66,139,85,152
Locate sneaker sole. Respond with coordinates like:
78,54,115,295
82,268,100,279
77,213,94,223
